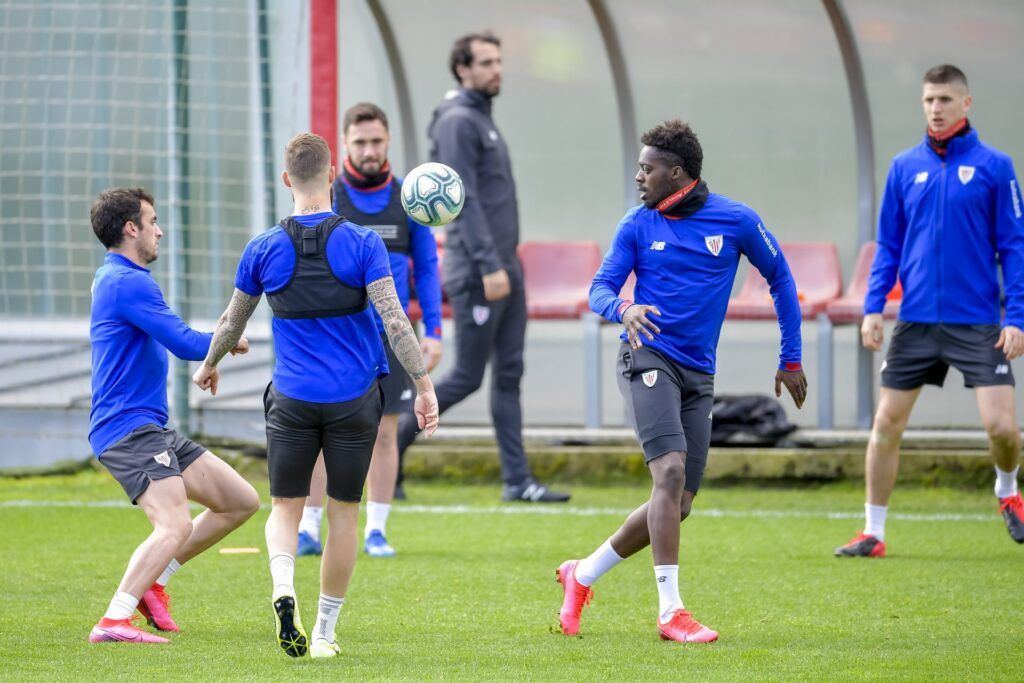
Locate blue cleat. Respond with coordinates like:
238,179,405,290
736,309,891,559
297,530,322,557
364,529,396,557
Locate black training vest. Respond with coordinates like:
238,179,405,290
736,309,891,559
265,215,368,319
334,180,410,254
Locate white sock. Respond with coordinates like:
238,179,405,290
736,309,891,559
299,506,323,541
314,593,345,643
365,502,391,538
865,503,888,541
576,539,624,587
995,466,1019,499
156,558,180,587
269,553,296,601
103,591,139,621
654,565,683,623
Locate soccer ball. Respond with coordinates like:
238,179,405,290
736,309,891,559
401,162,465,227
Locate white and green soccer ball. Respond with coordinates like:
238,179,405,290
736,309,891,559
401,162,465,227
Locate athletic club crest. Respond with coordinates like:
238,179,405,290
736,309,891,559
958,165,975,185
472,305,490,326
642,370,658,387
153,451,171,467
704,234,723,257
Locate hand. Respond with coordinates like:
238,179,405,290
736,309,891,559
192,364,220,395
861,313,884,352
996,325,1024,360
482,269,511,301
420,337,443,372
414,388,439,437
622,304,662,349
230,335,249,356
775,368,807,409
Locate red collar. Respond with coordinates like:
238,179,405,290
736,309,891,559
656,178,700,214
928,117,968,142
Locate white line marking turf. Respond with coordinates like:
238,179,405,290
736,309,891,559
0,499,995,522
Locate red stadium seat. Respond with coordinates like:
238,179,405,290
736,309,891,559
519,241,603,319
727,242,843,320
826,241,901,323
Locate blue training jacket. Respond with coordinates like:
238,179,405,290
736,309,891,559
865,129,1024,327
590,193,803,374
89,253,212,456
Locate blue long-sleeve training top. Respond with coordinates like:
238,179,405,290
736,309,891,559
332,177,443,339
865,129,1024,328
89,252,212,455
590,193,802,374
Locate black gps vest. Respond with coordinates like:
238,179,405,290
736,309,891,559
265,215,368,320
333,180,410,255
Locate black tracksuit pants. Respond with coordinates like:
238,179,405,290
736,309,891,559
397,277,532,487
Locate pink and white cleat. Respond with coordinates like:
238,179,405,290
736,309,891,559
138,583,179,632
89,617,170,644
555,559,593,635
658,609,718,643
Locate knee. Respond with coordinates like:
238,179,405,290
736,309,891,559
652,458,686,493
162,516,193,547
871,410,907,446
236,484,260,519
986,420,1021,449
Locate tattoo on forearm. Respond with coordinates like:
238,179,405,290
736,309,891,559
205,289,260,367
367,276,428,380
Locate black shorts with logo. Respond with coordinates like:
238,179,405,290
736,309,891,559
99,424,207,503
263,381,383,502
616,344,715,494
881,322,1015,390
379,333,414,415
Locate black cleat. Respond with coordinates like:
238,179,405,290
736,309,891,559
834,532,886,558
502,481,570,503
999,494,1024,543
273,596,308,657
393,481,408,501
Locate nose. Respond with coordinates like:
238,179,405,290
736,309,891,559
635,169,644,183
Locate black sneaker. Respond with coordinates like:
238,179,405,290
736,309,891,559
501,481,570,503
999,493,1024,543
834,531,886,557
273,595,308,657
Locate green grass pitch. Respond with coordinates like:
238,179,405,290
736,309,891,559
2,470,1023,680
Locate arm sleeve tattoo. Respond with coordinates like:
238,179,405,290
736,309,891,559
367,276,428,380
204,288,261,367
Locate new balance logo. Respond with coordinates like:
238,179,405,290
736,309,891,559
657,576,667,583
1012,180,1023,219
650,241,666,251
996,364,1009,375
914,171,929,184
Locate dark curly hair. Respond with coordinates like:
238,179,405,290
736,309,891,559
640,120,702,180
90,187,154,249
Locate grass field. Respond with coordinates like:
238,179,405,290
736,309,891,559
2,470,1023,680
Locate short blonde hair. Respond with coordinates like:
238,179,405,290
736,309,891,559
285,133,331,185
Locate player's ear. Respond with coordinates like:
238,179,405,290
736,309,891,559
282,170,292,189
328,165,336,183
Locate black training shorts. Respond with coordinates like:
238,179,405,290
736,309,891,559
263,381,383,502
881,322,1015,390
99,424,207,503
616,344,715,494
378,333,414,415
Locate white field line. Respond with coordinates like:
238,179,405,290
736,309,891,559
0,499,994,523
